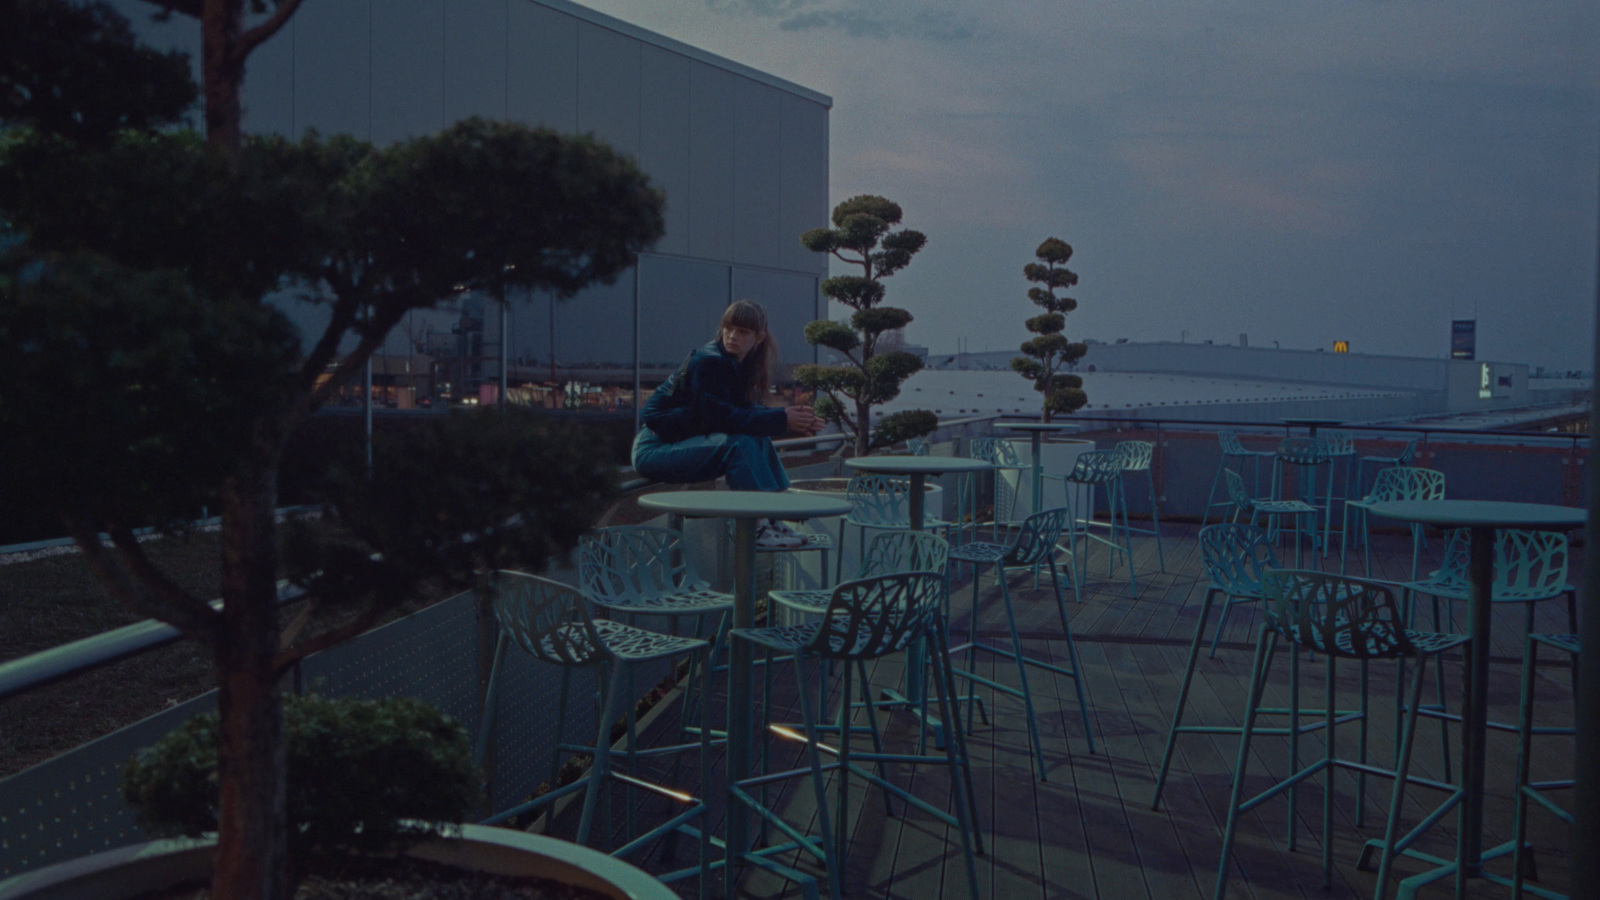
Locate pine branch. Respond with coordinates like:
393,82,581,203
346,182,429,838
273,599,389,671
235,0,306,64
66,519,219,639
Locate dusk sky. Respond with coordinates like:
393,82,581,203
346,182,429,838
582,0,1600,371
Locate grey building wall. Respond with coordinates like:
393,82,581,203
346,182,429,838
114,0,832,398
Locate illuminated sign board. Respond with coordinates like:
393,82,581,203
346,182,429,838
1479,363,1492,400
1332,341,1349,354
1452,320,1476,360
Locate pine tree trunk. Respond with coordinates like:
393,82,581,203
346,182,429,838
201,0,245,149
855,398,871,457
210,468,289,900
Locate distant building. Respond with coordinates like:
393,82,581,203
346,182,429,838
120,0,830,418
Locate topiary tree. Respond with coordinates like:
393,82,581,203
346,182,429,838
1011,237,1088,422
796,195,937,456
0,8,665,897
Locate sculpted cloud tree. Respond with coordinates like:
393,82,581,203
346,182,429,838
1011,237,1088,422
796,195,938,456
0,9,665,896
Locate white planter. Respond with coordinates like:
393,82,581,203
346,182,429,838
0,824,676,900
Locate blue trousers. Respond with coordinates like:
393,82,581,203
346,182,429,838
632,428,791,492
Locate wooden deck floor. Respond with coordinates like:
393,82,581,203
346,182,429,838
572,522,1581,899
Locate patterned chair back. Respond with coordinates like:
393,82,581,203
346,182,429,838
1429,529,1569,602
861,530,950,579
1366,466,1445,503
1223,468,1253,516
845,474,913,526
1218,430,1249,456
970,437,1022,468
808,571,946,661
1198,523,1280,595
1395,438,1419,465
1276,437,1330,467
1115,440,1153,471
1262,569,1416,660
1322,430,1355,456
906,439,930,456
578,525,701,607
1003,506,1071,567
1065,449,1125,485
490,571,608,667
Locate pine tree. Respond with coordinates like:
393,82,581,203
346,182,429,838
1011,237,1088,422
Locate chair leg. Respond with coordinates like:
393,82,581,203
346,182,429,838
1215,628,1279,900
1050,559,1095,753
997,576,1049,781
1373,649,1435,900
1209,592,1241,659
1147,468,1166,572
578,660,626,845
1154,587,1219,809
926,623,985,899
835,661,854,869
856,660,895,817
791,654,843,900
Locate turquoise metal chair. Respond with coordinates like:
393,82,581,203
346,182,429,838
834,474,955,584
731,571,983,900
1048,448,1136,592
578,525,736,739
1271,437,1334,559
967,436,1025,538
1202,430,1274,526
1355,436,1418,500
947,506,1093,781
474,571,713,896
905,438,930,456
1320,430,1358,556
1339,466,1444,579
1153,527,1365,821
1114,439,1165,573
1394,528,1572,783
1224,467,1318,567
1215,570,1469,900
1512,632,1577,900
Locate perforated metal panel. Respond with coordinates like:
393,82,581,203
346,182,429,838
0,588,690,877
0,693,216,878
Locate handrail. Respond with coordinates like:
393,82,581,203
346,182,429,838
0,409,1578,706
0,582,305,703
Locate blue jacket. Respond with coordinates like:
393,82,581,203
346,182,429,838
642,339,788,443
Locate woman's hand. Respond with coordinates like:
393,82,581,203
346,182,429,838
785,405,824,435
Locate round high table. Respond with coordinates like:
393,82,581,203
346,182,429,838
843,455,993,744
842,455,993,532
1282,417,1344,438
637,489,852,896
1364,499,1584,896
999,422,1082,515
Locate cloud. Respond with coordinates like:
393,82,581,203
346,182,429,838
705,0,978,41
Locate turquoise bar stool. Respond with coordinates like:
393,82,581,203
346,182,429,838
1224,468,1317,567
1340,466,1445,579
968,436,1025,538
769,531,950,747
1320,430,1357,557
1215,570,1468,900
1202,430,1275,527
1114,439,1165,573
578,525,736,742
1355,436,1418,499
474,571,713,896
834,474,956,584
947,506,1092,781
1269,438,1333,560
731,571,983,900
1048,448,1136,592
1394,528,1572,783
1511,632,1577,900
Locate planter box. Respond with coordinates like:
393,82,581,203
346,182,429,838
0,824,676,900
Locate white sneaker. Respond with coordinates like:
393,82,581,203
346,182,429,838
756,520,807,549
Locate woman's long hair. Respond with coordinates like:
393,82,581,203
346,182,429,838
720,299,777,404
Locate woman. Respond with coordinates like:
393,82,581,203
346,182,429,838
634,300,823,547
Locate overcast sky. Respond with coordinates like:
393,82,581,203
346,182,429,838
579,0,1600,371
